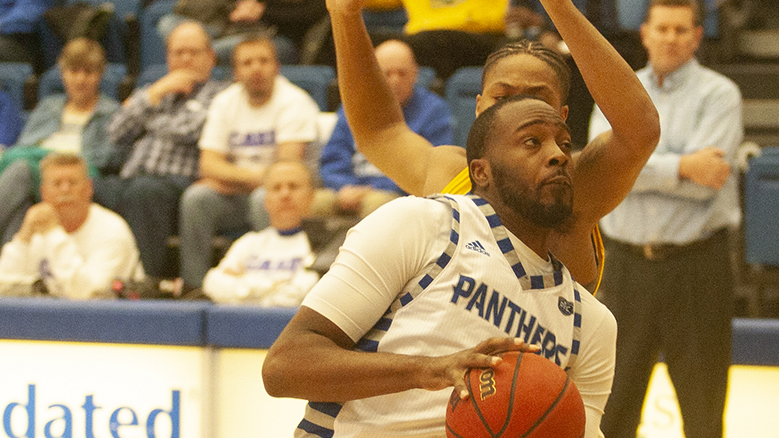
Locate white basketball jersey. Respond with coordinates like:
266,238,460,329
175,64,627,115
297,194,585,438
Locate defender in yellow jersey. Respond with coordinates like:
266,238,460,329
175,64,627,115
327,0,659,291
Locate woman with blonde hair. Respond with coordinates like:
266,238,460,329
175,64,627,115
0,38,121,243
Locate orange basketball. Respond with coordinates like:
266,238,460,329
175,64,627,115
445,351,586,438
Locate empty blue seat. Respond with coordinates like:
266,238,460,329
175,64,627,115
0,63,33,112
135,64,231,89
616,0,718,37
362,7,408,33
136,64,332,111
139,0,176,71
38,0,141,71
416,66,436,91
744,147,779,266
279,65,335,112
37,63,128,102
445,67,482,148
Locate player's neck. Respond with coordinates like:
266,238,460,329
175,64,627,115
477,193,553,260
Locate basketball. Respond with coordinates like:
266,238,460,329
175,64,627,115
445,351,586,438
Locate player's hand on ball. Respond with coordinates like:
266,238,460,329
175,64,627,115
420,337,539,400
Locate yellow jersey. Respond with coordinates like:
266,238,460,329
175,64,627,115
403,0,508,35
441,167,604,293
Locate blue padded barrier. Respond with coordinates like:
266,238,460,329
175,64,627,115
732,318,779,366
206,305,298,349
0,298,209,346
744,147,779,266
0,297,777,367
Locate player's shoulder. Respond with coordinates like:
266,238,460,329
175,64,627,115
574,283,617,334
375,195,453,218
352,195,453,237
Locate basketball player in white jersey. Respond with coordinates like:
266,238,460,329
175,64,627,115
263,95,617,438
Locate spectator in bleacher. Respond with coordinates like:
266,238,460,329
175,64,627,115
202,160,319,305
178,34,319,290
0,0,48,70
0,37,120,244
0,153,142,299
158,0,298,65
0,88,23,149
96,21,225,282
313,39,453,219
588,1,742,437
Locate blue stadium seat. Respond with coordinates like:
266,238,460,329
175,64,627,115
139,0,176,71
445,67,482,148
135,64,231,89
616,0,719,37
38,0,142,72
37,63,128,102
0,63,33,112
362,7,408,34
279,65,336,112
135,64,168,88
136,65,332,111
416,66,436,91
744,147,779,266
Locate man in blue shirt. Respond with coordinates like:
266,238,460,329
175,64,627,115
588,1,742,437
315,39,453,219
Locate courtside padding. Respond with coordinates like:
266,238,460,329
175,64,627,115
0,298,776,365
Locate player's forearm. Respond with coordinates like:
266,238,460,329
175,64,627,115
263,332,444,402
200,154,264,187
542,0,659,153
329,6,405,138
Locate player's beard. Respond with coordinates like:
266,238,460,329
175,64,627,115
492,161,573,229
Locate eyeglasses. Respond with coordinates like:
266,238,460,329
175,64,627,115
168,47,210,58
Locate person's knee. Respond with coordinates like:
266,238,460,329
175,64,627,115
3,161,33,186
309,188,338,217
180,184,220,216
123,176,178,206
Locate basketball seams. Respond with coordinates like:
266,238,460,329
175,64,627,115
495,351,525,437
462,352,528,438
465,365,498,437
519,376,573,438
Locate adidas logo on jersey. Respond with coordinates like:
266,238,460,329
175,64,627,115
465,240,489,256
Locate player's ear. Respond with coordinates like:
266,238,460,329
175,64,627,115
560,105,569,122
469,158,491,189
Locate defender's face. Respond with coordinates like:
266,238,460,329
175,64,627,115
641,6,702,77
485,99,574,228
477,54,566,119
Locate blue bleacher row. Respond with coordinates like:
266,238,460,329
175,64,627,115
0,60,476,145
29,0,725,74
